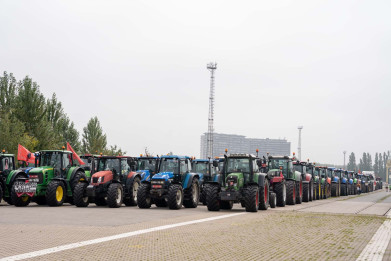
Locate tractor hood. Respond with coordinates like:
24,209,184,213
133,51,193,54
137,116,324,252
29,167,53,174
136,170,151,181
152,172,174,180
267,169,281,176
225,172,244,190
91,171,113,185
92,170,112,178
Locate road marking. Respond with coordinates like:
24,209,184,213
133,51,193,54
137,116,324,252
356,209,391,261
0,212,246,261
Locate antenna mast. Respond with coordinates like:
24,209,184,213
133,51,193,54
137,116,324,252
298,126,303,161
207,62,217,158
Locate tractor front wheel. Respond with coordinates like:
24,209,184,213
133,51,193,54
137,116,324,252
205,184,220,211
107,183,123,208
303,182,309,202
137,183,152,209
74,182,89,207
124,177,140,206
309,180,314,201
296,181,303,204
286,180,296,205
183,178,199,208
167,184,183,210
244,185,259,212
258,180,269,211
11,184,31,207
46,181,66,207
270,192,276,208
275,181,286,207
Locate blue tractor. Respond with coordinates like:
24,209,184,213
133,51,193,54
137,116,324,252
335,169,349,196
191,158,219,205
329,167,341,197
137,155,202,209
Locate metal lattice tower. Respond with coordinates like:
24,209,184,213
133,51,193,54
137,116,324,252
298,126,303,161
206,62,217,158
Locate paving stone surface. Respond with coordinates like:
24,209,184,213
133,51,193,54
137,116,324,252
0,190,390,260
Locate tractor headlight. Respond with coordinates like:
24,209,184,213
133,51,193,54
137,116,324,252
97,177,104,183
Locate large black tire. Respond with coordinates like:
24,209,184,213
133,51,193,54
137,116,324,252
331,183,337,197
46,180,66,207
154,198,167,207
183,178,199,208
70,171,87,194
269,192,276,208
303,183,309,202
167,184,183,210
107,183,123,208
244,185,259,212
275,181,286,207
11,184,31,207
220,200,233,210
124,177,140,206
309,180,314,201
4,197,13,205
341,184,347,196
258,180,269,211
200,186,207,205
205,184,220,211
313,183,318,201
74,182,89,207
137,183,152,209
354,185,357,195
0,184,3,203
296,181,303,204
286,180,296,205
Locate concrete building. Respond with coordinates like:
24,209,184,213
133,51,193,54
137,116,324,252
200,133,291,158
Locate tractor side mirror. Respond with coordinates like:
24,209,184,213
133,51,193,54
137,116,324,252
213,160,219,167
256,159,262,167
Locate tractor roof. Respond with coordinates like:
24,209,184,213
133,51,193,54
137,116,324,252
0,154,14,157
138,157,159,160
161,155,190,159
268,155,291,160
99,156,136,160
228,153,256,158
192,159,210,163
40,150,72,153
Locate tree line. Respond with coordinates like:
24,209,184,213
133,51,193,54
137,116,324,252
0,71,124,156
347,151,391,180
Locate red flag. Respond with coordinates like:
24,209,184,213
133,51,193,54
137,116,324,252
17,144,35,164
66,142,85,165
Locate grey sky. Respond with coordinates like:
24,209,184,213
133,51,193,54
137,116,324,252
1,0,390,165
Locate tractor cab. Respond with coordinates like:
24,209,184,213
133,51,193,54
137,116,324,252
224,154,259,190
191,159,218,180
34,150,74,178
93,156,136,185
327,168,336,181
80,154,99,173
137,156,159,182
0,152,15,176
267,156,295,180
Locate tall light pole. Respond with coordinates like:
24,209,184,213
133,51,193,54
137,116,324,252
206,62,217,158
297,126,303,161
343,151,347,169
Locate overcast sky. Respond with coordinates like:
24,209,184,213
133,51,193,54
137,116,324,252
1,0,390,165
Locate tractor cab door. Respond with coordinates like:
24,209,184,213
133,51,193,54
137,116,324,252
121,158,132,183
179,159,190,178
62,153,73,176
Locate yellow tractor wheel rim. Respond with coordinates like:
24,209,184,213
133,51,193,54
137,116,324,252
56,186,64,202
21,195,28,202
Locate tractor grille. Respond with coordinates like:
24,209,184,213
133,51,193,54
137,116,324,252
29,173,44,184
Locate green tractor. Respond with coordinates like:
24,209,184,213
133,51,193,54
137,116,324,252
307,162,319,201
267,155,303,205
0,150,36,205
205,152,275,212
12,149,91,207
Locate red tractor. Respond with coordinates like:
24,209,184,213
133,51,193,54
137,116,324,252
74,156,137,208
293,161,313,202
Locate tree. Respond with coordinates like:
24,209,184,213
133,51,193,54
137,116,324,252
379,153,384,180
347,152,357,171
374,153,379,175
0,71,17,113
82,117,107,154
367,153,373,171
104,145,126,156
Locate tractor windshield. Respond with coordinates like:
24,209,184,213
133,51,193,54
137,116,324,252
0,156,14,171
192,162,209,175
160,158,179,174
327,169,334,178
98,158,120,173
138,159,156,171
307,167,313,175
268,158,289,174
294,164,305,173
40,152,62,168
225,158,250,174
315,168,321,176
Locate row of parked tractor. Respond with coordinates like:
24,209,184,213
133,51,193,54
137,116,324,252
0,147,383,212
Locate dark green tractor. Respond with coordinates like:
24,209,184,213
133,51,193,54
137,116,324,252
205,153,275,212
12,149,91,207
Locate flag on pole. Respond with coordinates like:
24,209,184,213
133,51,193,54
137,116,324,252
66,142,85,165
17,144,35,164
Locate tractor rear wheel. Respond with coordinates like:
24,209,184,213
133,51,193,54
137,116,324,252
11,185,31,207
137,183,152,209
220,200,233,210
286,180,296,205
303,183,309,202
205,184,220,211
200,186,207,205
275,181,286,207
296,181,303,204
258,180,269,211
183,178,199,208
46,181,66,207
70,171,87,195
309,180,314,201
107,183,123,208
331,183,337,197
154,198,167,207
168,184,183,210
124,177,140,206
244,185,259,212
269,192,276,208
354,185,357,195
74,182,89,207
